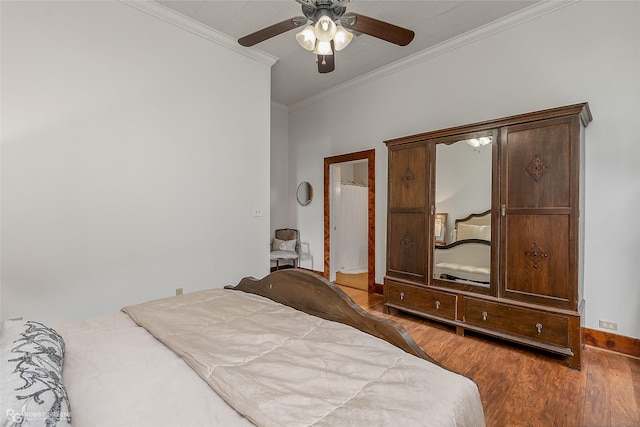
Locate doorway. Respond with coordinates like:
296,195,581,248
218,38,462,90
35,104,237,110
323,149,375,293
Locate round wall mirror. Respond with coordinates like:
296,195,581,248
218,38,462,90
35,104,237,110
296,182,313,206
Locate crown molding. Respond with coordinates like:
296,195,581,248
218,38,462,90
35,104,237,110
271,101,289,113
289,0,578,112
119,0,277,67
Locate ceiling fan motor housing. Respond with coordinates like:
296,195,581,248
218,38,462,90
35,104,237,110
301,0,348,24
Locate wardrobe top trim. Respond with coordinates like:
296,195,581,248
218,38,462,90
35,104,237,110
384,103,592,147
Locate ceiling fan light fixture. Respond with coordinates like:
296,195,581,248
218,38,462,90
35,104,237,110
313,40,333,56
236,1,415,74
333,24,353,51
314,15,337,42
296,25,316,51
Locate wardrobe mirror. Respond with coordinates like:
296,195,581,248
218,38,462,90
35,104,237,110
433,134,493,289
296,182,314,206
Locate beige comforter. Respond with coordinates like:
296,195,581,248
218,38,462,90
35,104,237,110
123,289,485,427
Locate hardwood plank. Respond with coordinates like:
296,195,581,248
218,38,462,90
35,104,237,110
551,356,586,426
632,358,640,422
583,349,611,426
339,286,640,427
335,271,368,290
607,352,640,426
474,341,524,425
514,355,558,425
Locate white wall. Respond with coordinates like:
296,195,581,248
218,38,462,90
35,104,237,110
287,1,640,338
1,1,272,324
270,103,290,236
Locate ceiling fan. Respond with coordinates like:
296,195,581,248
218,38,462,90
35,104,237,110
238,0,415,74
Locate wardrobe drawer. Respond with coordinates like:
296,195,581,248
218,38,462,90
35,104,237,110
386,281,456,320
463,297,569,347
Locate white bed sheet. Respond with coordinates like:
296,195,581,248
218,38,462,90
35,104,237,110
56,312,254,427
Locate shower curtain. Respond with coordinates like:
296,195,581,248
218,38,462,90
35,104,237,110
337,183,368,274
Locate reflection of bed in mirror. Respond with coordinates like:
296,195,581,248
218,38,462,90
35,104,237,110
433,210,491,286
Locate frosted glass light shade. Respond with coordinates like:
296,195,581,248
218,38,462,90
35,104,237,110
333,25,353,51
314,16,337,42
295,25,316,51
313,40,333,55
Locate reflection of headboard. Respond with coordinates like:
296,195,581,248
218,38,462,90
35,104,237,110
455,210,491,227
452,210,491,242
435,210,491,285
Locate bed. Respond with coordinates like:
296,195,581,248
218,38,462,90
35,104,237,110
1,269,485,426
433,211,491,286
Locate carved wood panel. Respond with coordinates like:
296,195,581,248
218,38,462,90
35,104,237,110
503,214,571,308
502,119,572,209
388,213,427,282
389,144,426,210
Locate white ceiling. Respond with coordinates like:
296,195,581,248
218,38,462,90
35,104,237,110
156,1,538,106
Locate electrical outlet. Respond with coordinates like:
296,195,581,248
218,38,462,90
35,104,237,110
176,288,183,296
599,320,618,331
252,206,263,217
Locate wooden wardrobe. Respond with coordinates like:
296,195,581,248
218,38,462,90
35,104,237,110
384,103,592,369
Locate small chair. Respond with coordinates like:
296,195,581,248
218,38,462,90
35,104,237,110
270,228,299,270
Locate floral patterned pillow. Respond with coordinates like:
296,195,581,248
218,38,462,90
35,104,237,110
1,320,72,426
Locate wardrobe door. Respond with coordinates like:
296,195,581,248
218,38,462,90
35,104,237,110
499,117,580,310
388,213,427,281
387,143,428,283
389,143,427,210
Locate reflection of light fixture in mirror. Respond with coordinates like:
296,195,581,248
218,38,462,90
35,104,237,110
466,136,492,152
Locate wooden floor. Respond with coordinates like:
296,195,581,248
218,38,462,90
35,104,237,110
339,286,640,427
335,271,368,290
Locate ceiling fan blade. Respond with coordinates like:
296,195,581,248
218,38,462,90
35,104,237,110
343,13,414,46
317,40,335,73
238,17,305,47
317,54,335,73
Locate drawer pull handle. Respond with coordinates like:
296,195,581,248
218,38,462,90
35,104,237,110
536,323,543,335
435,300,441,310
400,292,405,301
482,311,488,321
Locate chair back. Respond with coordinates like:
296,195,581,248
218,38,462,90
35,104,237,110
275,228,299,252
